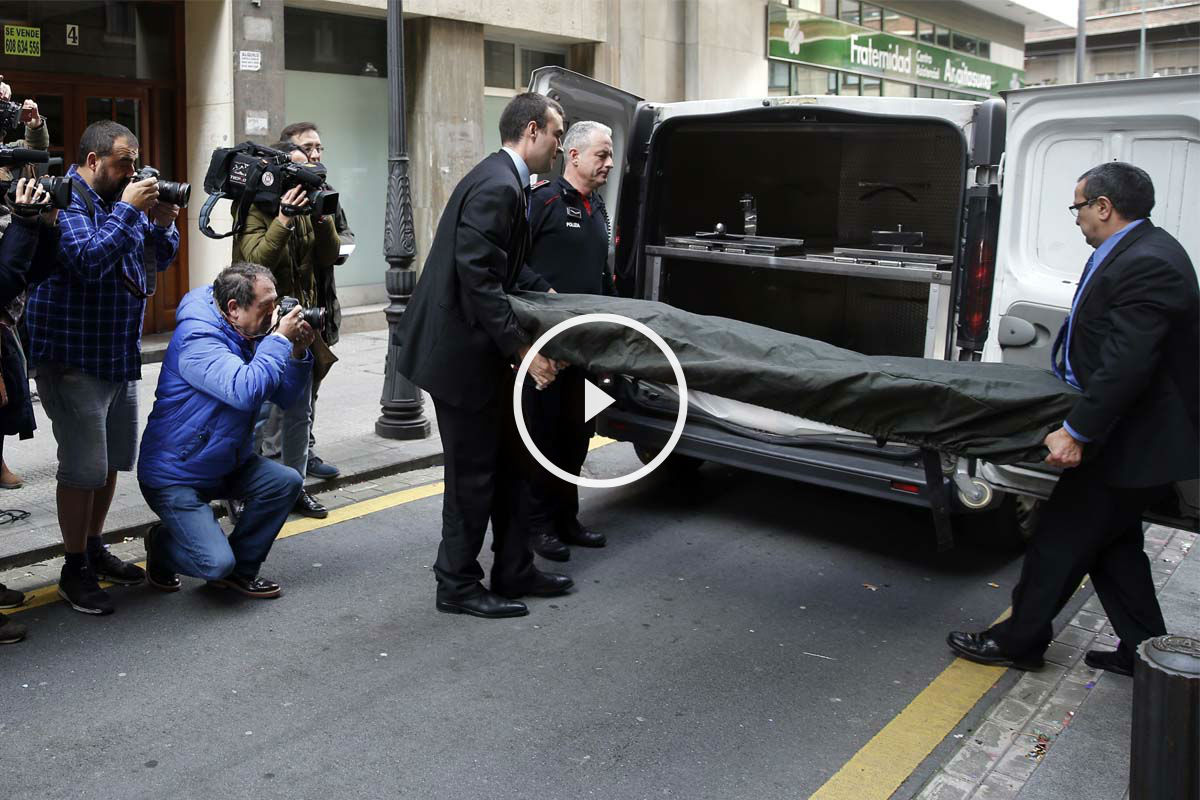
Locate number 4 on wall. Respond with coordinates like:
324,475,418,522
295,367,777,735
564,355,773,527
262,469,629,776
66,24,79,47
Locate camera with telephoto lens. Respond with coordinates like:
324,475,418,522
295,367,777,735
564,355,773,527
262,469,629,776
134,166,191,208
277,295,325,332
0,147,74,210
198,141,339,240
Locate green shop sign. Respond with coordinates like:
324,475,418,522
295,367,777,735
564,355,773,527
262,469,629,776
767,6,1022,95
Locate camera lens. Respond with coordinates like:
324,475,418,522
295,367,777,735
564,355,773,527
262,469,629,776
158,179,191,208
302,307,325,331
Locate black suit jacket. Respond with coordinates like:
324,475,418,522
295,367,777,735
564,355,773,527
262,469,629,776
394,151,550,411
1056,220,1199,488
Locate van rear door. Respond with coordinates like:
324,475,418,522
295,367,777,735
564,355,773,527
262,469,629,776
981,75,1200,526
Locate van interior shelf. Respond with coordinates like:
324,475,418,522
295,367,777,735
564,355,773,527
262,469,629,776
644,245,954,286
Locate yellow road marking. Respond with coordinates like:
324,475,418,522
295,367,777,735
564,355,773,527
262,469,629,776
809,607,1016,800
7,438,619,616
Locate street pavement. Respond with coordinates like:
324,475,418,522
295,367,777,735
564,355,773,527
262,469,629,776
0,327,442,570
1,443,1196,799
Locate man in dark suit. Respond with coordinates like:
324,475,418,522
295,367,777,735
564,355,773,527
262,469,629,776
395,92,572,619
948,162,1199,676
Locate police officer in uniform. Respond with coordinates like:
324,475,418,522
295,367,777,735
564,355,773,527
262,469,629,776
522,120,616,561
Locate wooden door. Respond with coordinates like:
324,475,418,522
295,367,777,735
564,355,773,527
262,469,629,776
4,75,187,333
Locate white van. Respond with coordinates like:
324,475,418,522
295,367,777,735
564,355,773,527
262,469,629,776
530,68,1200,548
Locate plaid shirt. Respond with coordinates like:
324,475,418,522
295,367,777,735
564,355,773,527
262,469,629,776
26,166,180,382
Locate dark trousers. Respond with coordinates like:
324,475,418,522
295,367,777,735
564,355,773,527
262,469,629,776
521,367,594,534
139,455,303,581
432,377,536,600
987,458,1168,659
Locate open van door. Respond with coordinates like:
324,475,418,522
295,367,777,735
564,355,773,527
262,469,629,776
980,75,1200,530
529,67,647,293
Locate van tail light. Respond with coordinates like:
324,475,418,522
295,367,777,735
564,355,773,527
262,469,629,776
890,481,921,494
955,184,1001,353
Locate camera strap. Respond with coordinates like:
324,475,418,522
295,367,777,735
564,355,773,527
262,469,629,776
198,159,270,239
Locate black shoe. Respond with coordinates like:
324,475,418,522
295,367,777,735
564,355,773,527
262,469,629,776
144,524,181,593
560,518,606,548
436,589,528,619
531,530,570,562
947,631,1044,670
306,454,340,479
57,562,114,616
1084,648,1135,677
90,546,146,586
493,570,574,599
0,613,26,644
295,491,329,519
0,583,25,609
221,499,244,525
208,574,282,599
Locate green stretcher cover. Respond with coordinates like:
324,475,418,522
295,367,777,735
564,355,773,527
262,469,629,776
508,292,1079,465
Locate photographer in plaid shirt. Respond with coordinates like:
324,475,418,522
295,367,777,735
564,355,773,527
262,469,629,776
25,120,180,616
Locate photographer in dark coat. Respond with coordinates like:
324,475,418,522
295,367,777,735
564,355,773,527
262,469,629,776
0,176,62,645
395,92,570,619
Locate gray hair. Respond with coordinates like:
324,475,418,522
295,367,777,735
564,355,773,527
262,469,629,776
213,262,275,312
563,120,612,156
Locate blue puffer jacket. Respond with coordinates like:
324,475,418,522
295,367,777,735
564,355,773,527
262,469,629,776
138,286,312,489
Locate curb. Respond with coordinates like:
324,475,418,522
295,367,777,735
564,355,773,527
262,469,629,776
0,449,444,573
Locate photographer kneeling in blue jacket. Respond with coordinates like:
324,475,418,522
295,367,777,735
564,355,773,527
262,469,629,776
137,262,315,598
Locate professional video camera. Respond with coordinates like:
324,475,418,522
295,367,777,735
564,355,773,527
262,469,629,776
277,295,325,331
134,166,191,208
0,100,34,133
0,147,74,210
198,141,339,240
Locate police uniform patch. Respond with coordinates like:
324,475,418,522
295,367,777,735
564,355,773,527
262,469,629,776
565,206,582,218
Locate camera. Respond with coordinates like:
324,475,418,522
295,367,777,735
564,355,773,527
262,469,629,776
0,100,22,133
0,147,75,210
198,141,339,239
277,295,325,331
135,166,191,208
5,174,74,210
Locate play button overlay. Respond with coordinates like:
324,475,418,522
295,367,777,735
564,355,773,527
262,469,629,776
582,378,615,423
513,312,688,489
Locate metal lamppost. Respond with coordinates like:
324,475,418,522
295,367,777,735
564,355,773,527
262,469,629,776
376,0,431,440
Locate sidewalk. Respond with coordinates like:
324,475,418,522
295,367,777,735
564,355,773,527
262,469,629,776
0,326,444,571
917,524,1199,800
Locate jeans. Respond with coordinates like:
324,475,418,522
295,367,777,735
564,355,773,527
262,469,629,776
255,371,313,479
139,455,303,581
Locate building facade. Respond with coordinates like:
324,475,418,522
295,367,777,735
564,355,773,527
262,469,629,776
0,0,1076,332
1025,0,1199,86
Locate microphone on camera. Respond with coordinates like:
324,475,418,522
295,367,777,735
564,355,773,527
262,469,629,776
0,147,49,164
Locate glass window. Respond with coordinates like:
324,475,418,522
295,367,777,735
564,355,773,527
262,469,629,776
792,64,837,95
915,85,934,98
839,0,860,26
0,1,177,80
860,75,881,96
936,27,951,49
284,8,388,77
790,0,823,11
883,11,916,38
484,40,516,88
520,49,566,90
883,80,915,97
769,61,791,96
952,32,978,56
917,21,935,45
859,3,882,29
840,72,861,95
978,40,990,59
821,0,839,15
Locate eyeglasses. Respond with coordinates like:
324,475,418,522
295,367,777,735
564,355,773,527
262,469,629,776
1068,198,1097,218
301,144,325,156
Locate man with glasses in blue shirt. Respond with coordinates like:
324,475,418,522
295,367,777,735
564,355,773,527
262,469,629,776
948,162,1198,677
